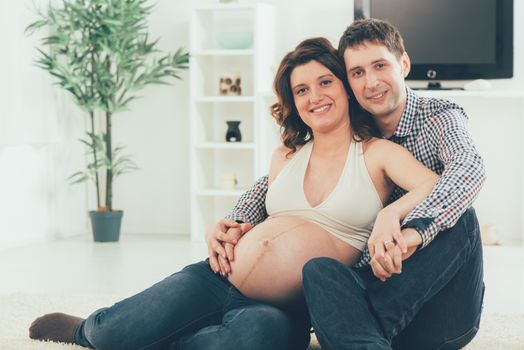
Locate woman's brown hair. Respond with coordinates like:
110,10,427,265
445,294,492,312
271,37,380,156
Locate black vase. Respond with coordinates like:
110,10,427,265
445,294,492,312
225,121,242,142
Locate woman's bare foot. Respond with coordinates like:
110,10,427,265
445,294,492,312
29,312,84,343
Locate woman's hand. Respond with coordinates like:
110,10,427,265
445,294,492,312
205,219,241,274
368,208,408,281
218,223,252,276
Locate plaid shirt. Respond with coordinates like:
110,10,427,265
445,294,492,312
226,88,486,267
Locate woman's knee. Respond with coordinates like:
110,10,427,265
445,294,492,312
177,306,294,350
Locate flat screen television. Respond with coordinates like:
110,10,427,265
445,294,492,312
354,0,513,82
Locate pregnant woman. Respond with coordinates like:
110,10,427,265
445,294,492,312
29,37,438,350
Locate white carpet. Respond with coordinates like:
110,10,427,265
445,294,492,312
1,294,523,349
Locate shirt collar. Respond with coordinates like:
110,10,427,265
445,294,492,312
391,87,419,138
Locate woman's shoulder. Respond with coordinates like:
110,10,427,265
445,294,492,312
272,143,307,160
362,137,402,153
272,144,292,159
268,143,305,185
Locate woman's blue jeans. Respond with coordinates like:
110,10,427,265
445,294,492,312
75,260,310,350
302,208,484,350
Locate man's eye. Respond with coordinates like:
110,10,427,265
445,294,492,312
376,63,385,69
352,70,363,78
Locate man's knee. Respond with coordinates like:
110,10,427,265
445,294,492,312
302,257,339,283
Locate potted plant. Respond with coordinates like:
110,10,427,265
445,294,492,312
26,0,189,242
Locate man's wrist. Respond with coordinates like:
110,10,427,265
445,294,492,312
401,227,423,249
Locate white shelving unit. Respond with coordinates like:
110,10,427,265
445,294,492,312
417,89,524,246
189,3,275,241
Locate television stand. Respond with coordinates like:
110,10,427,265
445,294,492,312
412,82,464,91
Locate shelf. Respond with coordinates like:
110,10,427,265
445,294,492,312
413,89,524,99
195,96,256,103
192,49,254,56
196,189,247,197
195,3,258,11
189,3,275,241
196,142,255,150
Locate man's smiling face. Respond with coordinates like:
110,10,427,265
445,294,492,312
344,41,410,124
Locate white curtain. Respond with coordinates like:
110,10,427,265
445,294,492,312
0,1,58,146
0,2,88,250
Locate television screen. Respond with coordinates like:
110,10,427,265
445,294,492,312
354,0,513,81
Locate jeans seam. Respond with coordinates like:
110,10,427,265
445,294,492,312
136,309,223,350
309,313,336,350
222,286,236,313
436,326,479,350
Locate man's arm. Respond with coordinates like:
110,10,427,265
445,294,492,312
401,108,486,249
225,175,270,225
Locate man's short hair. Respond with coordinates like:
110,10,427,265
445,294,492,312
338,18,406,60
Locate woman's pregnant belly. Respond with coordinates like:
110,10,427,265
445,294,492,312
227,216,361,306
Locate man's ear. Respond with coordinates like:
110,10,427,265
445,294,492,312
401,52,411,78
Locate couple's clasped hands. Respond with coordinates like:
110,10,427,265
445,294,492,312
368,209,419,282
205,219,252,276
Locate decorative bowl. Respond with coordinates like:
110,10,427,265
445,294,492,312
215,31,253,50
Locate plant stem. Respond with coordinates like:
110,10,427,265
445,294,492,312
90,110,101,209
89,36,101,209
106,111,113,211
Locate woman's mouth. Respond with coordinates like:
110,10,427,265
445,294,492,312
310,104,332,114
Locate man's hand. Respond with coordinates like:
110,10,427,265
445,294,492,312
368,208,408,281
371,242,402,282
205,219,241,274
218,223,252,276
370,227,421,281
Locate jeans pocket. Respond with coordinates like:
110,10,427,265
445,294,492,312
435,326,479,350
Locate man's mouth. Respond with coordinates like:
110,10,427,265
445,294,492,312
367,90,388,101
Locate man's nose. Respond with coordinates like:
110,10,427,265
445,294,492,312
365,72,379,89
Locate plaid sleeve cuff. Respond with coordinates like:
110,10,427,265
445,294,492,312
355,247,371,267
224,213,249,224
401,217,439,249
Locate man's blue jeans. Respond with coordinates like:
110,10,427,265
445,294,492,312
75,260,310,350
302,208,484,350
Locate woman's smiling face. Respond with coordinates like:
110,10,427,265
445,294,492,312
290,60,350,134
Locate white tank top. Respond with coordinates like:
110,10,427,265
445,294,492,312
266,141,383,251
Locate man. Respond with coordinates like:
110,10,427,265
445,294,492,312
207,19,485,349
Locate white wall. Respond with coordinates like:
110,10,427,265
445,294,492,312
2,0,523,248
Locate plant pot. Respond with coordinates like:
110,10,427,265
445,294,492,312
89,210,123,242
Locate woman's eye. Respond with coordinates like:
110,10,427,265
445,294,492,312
295,87,307,95
376,63,385,69
320,80,333,87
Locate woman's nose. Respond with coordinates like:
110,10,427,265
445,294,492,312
309,88,324,104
